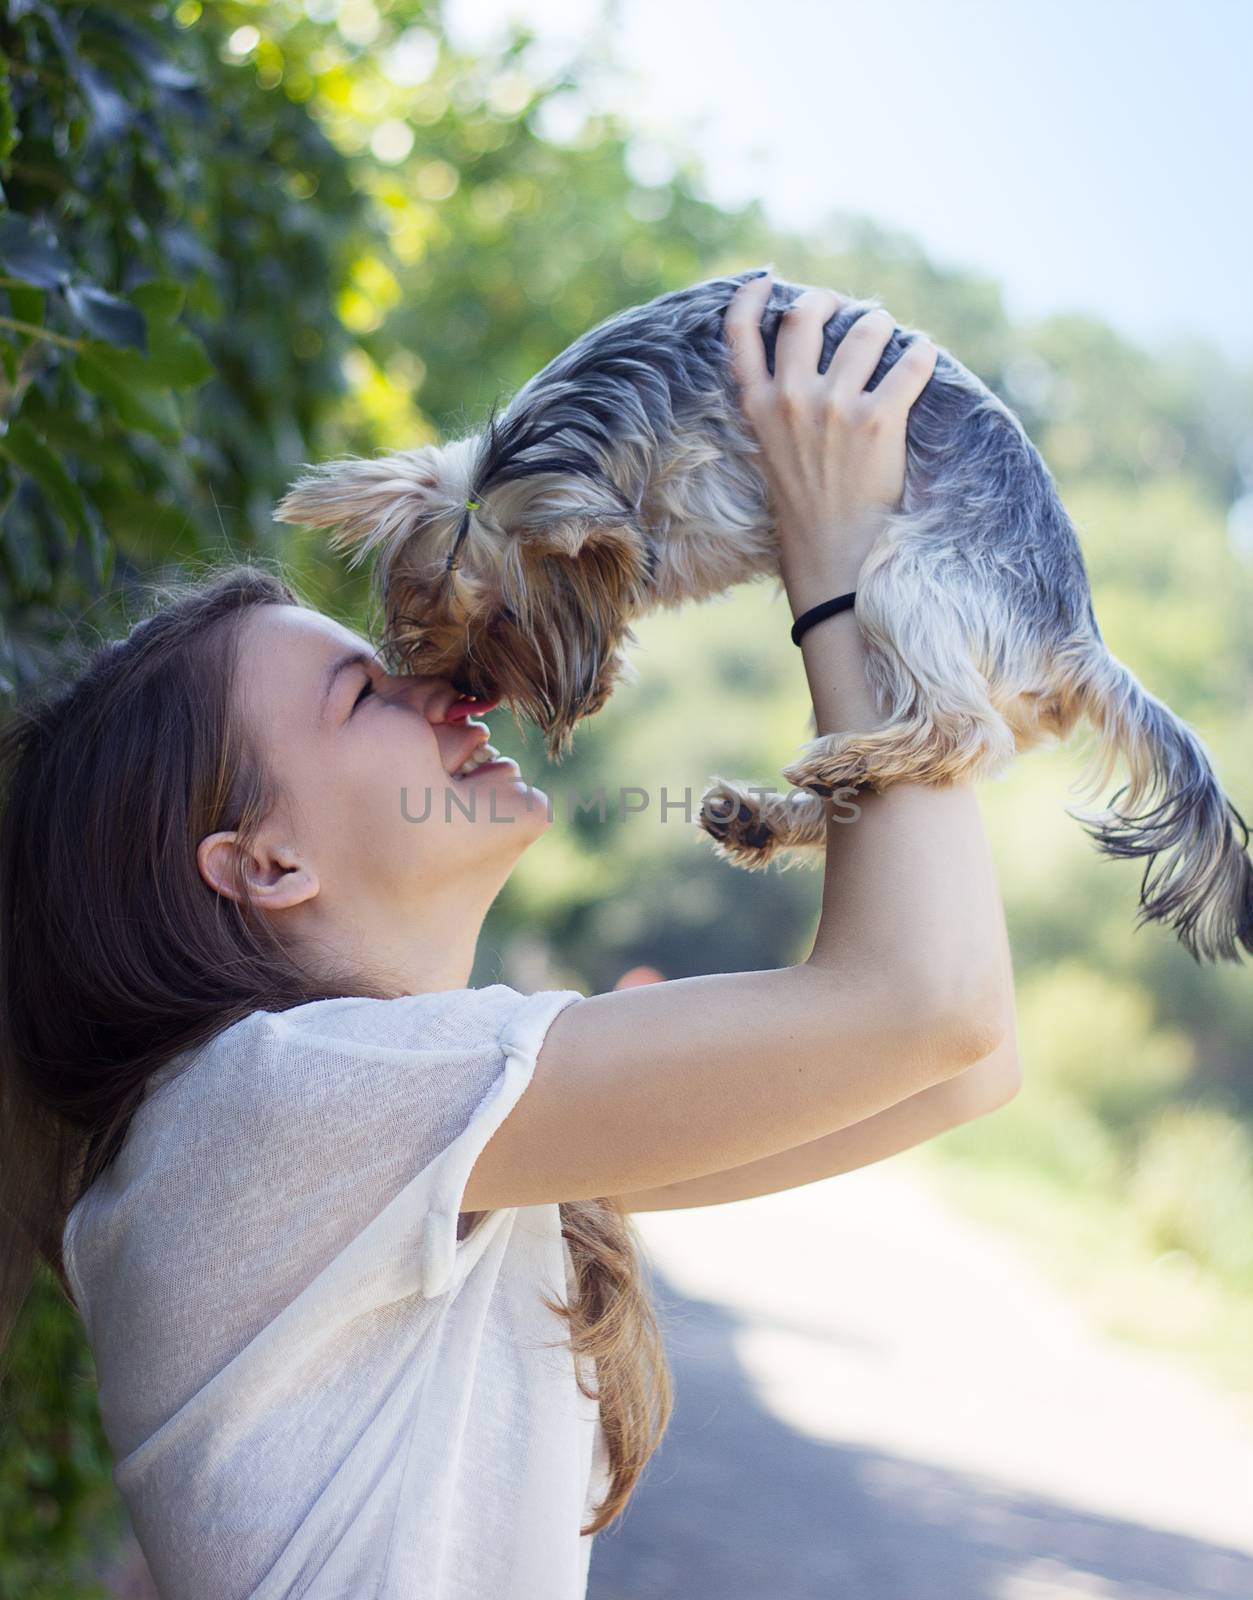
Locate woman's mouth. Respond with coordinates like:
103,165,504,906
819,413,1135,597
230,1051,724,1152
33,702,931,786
451,743,519,781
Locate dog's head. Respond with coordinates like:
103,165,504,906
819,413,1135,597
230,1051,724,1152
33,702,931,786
274,406,656,762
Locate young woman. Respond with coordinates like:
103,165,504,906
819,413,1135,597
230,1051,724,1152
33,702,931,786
0,274,1018,1599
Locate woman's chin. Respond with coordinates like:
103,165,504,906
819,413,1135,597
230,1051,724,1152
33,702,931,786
504,772,551,822
465,764,550,823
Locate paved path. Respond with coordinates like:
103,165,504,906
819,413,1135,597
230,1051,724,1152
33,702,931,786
587,1158,1253,1600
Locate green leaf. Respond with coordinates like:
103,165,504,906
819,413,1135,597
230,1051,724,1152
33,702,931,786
88,315,212,390
73,345,181,440
0,420,90,542
128,279,186,324
63,283,148,353
6,283,44,326
141,321,213,388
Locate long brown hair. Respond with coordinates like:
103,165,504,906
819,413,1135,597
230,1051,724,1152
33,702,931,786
0,561,671,1537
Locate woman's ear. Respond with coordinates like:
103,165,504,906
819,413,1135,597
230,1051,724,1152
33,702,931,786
197,831,320,912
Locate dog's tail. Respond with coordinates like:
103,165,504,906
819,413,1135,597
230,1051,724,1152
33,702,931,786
1065,641,1252,964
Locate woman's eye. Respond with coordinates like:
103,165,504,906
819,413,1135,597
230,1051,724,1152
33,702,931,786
352,679,375,712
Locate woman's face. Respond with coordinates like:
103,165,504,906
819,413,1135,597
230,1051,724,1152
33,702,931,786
201,602,551,991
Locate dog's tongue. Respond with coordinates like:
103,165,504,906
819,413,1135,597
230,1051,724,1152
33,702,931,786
447,693,502,721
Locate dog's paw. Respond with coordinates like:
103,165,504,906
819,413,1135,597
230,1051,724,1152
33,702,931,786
785,714,1017,794
782,740,873,797
698,780,783,870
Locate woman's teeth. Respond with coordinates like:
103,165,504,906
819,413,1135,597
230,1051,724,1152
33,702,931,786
453,742,500,779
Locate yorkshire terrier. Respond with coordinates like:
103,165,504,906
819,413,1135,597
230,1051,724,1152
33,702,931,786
275,268,1252,965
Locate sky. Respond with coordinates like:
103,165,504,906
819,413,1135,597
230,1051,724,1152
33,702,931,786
443,0,1253,362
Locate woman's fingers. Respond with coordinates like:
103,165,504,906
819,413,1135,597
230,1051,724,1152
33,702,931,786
827,308,897,405
774,287,843,390
724,272,774,394
873,334,939,412
727,274,937,444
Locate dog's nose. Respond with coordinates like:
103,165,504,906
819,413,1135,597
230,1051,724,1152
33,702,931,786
447,669,502,718
447,693,503,720
450,668,497,700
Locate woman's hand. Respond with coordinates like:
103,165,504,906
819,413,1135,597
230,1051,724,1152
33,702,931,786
725,273,938,598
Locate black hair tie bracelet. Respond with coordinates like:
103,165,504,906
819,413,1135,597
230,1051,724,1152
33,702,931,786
790,591,857,647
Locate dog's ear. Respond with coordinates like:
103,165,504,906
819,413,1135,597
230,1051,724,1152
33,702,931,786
273,445,459,569
517,509,656,615
521,509,641,561
486,471,642,559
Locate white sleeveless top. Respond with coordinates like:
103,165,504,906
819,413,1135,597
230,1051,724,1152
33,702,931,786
61,983,611,1599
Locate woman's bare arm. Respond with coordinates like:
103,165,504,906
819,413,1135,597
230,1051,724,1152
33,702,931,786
614,1033,1018,1211
540,636,1017,1209
616,896,1020,1212
463,753,1013,1211
609,695,1021,1214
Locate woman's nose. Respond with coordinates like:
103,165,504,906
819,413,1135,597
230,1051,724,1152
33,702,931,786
376,672,446,713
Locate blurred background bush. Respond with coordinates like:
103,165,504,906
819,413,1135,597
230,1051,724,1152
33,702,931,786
0,0,1248,1592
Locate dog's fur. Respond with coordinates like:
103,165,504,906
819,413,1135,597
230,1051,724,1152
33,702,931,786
275,268,1253,964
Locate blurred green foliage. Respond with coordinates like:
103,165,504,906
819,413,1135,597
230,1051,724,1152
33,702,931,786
0,0,373,690
0,1275,117,1600
0,0,1250,1591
